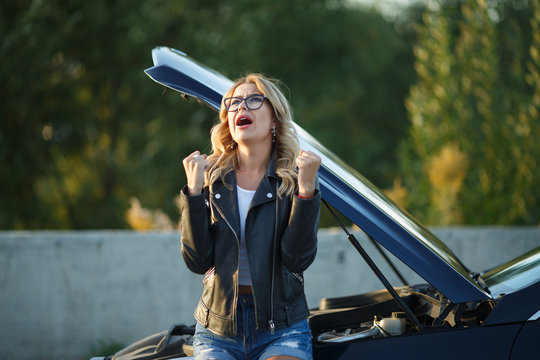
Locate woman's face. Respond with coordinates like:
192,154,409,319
227,82,275,147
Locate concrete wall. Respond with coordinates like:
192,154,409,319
0,228,538,360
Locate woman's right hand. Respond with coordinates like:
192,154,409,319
183,151,209,196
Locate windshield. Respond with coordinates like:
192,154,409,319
484,246,540,298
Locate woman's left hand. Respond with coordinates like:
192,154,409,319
296,150,322,198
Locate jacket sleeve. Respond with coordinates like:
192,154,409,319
179,185,214,274
280,178,321,273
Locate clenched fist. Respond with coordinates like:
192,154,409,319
183,151,209,196
296,150,321,198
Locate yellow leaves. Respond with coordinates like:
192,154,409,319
525,62,540,86
436,61,450,77
422,13,432,27
477,0,488,10
42,123,54,141
384,178,409,210
48,52,85,86
126,197,175,231
461,4,473,19
76,87,92,105
516,112,531,137
529,104,538,118
51,52,65,66
433,84,446,99
428,142,469,193
530,45,539,62
461,76,472,93
414,46,429,62
414,62,429,80
427,143,469,225
533,94,540,106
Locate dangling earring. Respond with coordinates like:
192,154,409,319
272,127,276,143
229,140,236,150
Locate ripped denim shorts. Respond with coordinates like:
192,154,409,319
193,294,313,360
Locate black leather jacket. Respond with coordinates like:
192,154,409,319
179,160,320,337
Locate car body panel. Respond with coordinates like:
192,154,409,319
484,276,540,325
508,321,540,360
144,46,490,304
313,323,522,360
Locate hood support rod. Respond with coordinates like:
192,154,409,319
323,200,423,332
366,233,408,286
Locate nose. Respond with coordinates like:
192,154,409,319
236,98,249,111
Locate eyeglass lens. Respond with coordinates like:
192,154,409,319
224,95,265,111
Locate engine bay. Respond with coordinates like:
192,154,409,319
309,284,495,344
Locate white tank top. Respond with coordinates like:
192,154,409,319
237,185,256,286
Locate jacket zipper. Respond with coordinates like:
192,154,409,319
269,182,278,334
292,272,304,286
242,198,260,329
212,183,278,335
212,199,241,336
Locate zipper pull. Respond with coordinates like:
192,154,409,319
292,272,304,286
268,320,275,334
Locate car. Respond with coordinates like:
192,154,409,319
90,47,540,360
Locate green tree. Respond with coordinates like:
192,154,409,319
1,1,215,228
168,0,418,187
1,0,418,229
401,0,540,225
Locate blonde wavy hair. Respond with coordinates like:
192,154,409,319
205,73,299,198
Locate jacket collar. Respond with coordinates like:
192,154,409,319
210,155,280,231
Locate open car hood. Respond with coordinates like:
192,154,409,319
145,46,491,304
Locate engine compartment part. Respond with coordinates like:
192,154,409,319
310,285,495,345
317,312,407,343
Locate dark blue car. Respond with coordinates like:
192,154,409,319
91,47,540,360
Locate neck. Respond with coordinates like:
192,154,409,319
236,141,272,174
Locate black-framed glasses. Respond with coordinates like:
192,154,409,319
223,94,267,112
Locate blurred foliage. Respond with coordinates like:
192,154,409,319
2,0,537,229
1,0,419,229
126,196,176,231
401,0,540,225
2,0,215,229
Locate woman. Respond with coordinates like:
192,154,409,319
180,73,321,360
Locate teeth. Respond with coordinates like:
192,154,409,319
237,117,252,125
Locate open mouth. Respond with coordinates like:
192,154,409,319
236,116,253,126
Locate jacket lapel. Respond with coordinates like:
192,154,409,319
209,158,281,233
251,157,280,208
210,171,241,238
